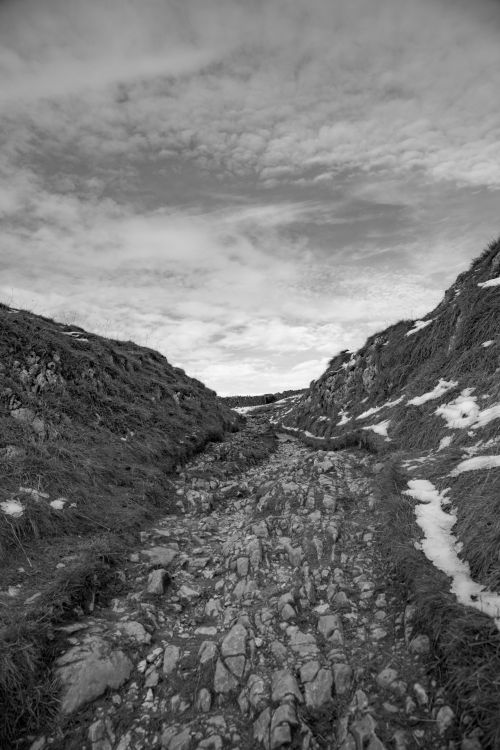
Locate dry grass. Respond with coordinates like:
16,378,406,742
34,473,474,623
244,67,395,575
0,538,125,747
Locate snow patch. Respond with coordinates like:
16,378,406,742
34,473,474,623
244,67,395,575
478,277,500,288
404,479,500,628
0,500,24,517
475,403,500,428
362,419,391,438
435,390,479,429
451,455,500,476
408,379,458,406
438,435,453,451
62,331,89,342
303,430,326,440
337,409,351,426
50,498,66,510
356,396,404,420
233,404,266,415
406,319,434,337
436,393,500,430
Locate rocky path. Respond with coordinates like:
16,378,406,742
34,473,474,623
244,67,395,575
35,415,458,750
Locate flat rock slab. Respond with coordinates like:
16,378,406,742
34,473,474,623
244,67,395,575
56,635,133,714
141,546,178,566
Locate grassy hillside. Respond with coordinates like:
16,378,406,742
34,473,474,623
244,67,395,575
0,303,239,559
277,238,500,746
281,239,499,451
0,303,239,744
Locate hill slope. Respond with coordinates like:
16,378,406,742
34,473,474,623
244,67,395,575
0,303,240,742
274,238,500,745
0,303,239,559
279,239,500,453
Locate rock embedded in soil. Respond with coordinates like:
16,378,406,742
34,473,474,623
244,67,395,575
141,546,178,566
56,635,133,714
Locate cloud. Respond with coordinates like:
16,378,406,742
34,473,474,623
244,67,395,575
3,0,500,186
1,0,500,394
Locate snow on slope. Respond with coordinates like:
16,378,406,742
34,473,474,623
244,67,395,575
404,480,500,629
408,379,458,406
406,319,434,336
451,455,500,476
478,277,500,288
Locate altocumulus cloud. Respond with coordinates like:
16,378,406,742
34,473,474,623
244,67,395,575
1,0,500,394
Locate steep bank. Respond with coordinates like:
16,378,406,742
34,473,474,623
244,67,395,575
275,239,500,746
0,303,238,744
280,239,500,455
0,303,238,559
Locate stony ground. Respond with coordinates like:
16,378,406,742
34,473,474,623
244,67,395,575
28,412,461,750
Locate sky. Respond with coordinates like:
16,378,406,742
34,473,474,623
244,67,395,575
1,0,500,395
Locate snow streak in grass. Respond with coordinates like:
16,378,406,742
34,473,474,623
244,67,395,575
404,479,500,628
478,277,500,288
438,435,453,451
408,379,458,406
361,420,390,438
337,409,351,426
406,319,434,337
475,403,500,428
356,396,404,420
451,455,500,476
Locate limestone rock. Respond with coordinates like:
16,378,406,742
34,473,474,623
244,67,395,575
214,658,239,693
117,620,151,644
376,667,398,689
161,727,191,750
199,640,218,664
196,687,212,712
220,622,247,678
318,614,342,640
141,546,178,566
271,669,303,703
147,568,169,594
163,645,181,675
333,663,353,695
247,673,268,711
436,705,454,734
409,634,430,654
289,630,319,657
56,635,132,714
304,667,333,708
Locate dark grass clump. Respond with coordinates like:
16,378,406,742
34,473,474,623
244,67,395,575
0,541,124,747
376,462,500,748
0,621,59,748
